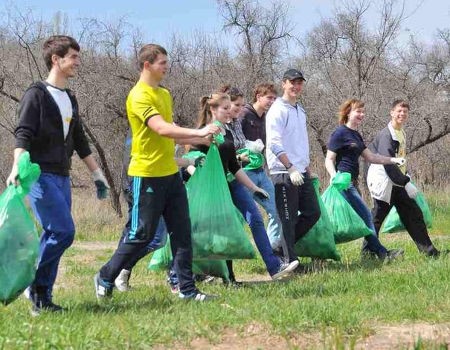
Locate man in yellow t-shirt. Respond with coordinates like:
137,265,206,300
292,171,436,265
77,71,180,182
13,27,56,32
95,44,220,301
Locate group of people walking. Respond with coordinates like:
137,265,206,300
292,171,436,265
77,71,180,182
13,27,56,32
6,35,444,315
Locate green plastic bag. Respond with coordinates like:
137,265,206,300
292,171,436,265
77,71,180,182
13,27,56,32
295,178,341,260
0,152,40,305
237,148,264,171
148,237,229,280
381,191,432,233
322,173,373,244
148,236,173,271
186,144,255,260
192,260,229,280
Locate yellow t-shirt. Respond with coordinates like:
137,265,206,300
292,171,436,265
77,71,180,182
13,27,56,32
393,128,407,174
126,81,178,177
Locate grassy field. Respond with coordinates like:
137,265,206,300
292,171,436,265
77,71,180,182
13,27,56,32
0,187,449,349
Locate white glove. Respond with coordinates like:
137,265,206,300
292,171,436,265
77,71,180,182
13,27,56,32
405,182,418,199
245,139,264,153
391,157,406,166
288,166,304,186
92,168,110,200
252,187,270,200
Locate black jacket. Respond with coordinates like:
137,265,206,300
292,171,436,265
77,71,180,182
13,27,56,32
14,81,92,176
241,103,266,145
368,124,410,186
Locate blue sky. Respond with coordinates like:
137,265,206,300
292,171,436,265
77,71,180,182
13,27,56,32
3,0,450,48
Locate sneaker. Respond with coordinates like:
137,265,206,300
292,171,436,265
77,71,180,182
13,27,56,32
31,300,64,317
169,283,180,294
271,260,299,280
94,273,113,300
115,269,131,292
179,289,217,302
375,248,404,262
385,249,404,261
426,248,450,258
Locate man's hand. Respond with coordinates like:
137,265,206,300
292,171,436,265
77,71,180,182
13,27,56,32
288,166,304,186
198,124,220,138
92,169,110,200
6,165,19,186
391,157,406,166
405,182,418,199
252,187,269,200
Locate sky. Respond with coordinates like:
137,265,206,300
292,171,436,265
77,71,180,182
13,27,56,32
2,0,450,49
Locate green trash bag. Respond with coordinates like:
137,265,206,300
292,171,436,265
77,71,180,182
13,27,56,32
193,260,229,281
381,191,432,233
237,148,264,171
322,173,373,244
0,152,40,305
295,178,341,260
148,237,229,280
186,143,255,260
148,236,173,271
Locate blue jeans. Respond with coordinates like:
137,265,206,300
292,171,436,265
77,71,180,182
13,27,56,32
340,184,387,256
245,168,283,250
229,180,280,276
28,173,75,296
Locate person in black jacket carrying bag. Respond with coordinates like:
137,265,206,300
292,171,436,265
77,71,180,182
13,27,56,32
366,100,446,257
6,35,109,315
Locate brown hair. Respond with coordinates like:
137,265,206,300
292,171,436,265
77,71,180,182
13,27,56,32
391,99,410,110
138,44,167,70
252,83,277,103
43,35,80,71
338,99,365,125
218,85,244,102
197,93,230,127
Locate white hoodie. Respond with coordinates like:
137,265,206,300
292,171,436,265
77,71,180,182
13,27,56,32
265,97,310,174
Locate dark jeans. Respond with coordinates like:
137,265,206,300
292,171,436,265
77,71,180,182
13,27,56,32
99,174,195,294
371,186,434,252
272,173,321,262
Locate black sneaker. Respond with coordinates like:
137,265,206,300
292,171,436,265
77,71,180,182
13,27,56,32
382,249,404,262
178,289,217,302
426,248,450,258
31,300,64,316
271,260,299,280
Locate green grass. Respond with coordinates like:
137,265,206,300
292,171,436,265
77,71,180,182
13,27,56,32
1,234,450,349
1,189,449,349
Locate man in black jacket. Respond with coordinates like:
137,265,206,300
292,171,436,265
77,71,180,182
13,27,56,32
6,35,109,315
366,100,442,257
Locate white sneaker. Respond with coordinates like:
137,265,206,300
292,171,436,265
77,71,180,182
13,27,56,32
114,269,131,292
271,260,299,280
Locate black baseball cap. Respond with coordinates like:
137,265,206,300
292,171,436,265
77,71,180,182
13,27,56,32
282,69,305,81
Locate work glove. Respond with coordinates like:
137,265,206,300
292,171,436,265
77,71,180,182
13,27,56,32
405,182,418,199
252,187,269,200
92,168,110,200
288,166,304,186
391,157,406,166
245,139,265,153
187,156,206,168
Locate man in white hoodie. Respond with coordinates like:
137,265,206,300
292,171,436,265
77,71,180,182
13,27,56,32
266,69,320,264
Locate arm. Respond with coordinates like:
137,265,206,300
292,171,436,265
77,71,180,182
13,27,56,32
373,131,410,186
6,148,26,185
147,115,218,139
174,136,212,146
361,149,397,165
234,169,259,192
324,150,337,179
